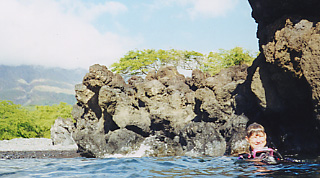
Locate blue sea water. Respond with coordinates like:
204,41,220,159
0,156,319,178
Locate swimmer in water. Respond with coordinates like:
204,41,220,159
238,122,282,164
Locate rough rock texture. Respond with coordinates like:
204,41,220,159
72,64,249,158
249,0,320,28
51,117,76,146
241,0,320,155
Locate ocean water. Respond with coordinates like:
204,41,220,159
0,156,319,178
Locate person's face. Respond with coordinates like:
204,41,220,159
246,131,267,150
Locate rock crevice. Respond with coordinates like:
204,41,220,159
244,0,320,155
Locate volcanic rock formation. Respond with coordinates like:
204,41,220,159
70,0,320,157
71,64,249,157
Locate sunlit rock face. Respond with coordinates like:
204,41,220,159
240,0,320,155
71,64,249,158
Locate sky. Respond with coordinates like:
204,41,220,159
0,0,258,70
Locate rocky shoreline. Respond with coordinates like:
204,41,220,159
0,138,80,159
0,150,80,159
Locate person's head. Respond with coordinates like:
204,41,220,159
245,122,267,150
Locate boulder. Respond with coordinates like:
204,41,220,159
105,129,145,155
51,117,76,146
180,122,226,157
82,64,114,91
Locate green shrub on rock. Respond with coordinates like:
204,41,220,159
202,47,257,75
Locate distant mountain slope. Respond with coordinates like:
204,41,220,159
0,65,87,105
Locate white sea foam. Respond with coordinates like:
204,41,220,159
103,142,153,158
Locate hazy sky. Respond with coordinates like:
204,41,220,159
0,0,258,70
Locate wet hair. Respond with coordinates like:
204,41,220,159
246,122,265,138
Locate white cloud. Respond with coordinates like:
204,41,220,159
188,0,239,19
60,0,128,21
0,0,136,69
149,0,238,19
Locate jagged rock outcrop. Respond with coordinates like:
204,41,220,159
70,0,320,158
239,0,320,155
71,64,249,158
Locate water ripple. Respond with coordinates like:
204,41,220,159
0,156,319,177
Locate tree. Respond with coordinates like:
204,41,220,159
0,100,40,139
202,47,256,75
111,47,257,77
32,102,73,138
111,49,204,76
0,100,73,140
173,50,204,70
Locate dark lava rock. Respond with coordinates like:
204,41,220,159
241,0,320,155
71,64,248,158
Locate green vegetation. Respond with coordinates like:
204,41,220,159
0,100,73,140
111,47,257,76
202,47,257,75
111,49,204,75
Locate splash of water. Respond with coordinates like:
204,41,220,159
103,142,153,158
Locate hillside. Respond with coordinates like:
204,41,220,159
0,65,87,105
